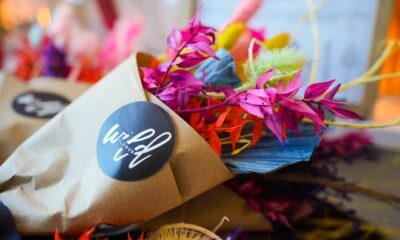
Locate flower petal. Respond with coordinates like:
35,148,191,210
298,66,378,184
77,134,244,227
167,28,182,50
265,112,283,143
187,41,218,59
177,52,208,68
238,102,264,118
304,79,335,100
324,83,341,100
280,99,324,126
329,107,362,120
318,99,344,108
276,73,301,99
255,68,275,89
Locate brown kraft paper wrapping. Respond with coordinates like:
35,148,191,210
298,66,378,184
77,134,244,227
0,53,233,235
145,185,272,232
0,72,90,164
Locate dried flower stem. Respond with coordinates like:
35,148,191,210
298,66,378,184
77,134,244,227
306,0,321,83
155,31,198,94
241,38,269,90
339,41,399,92
221,138,252,155
212,216,230,232
248,38,257,77
360,41,397,78
303,218,400,239
320,119,400,129
221,118,400,147
268,173,400,208
291,0,325,42
178,101,227,113
178,92,244,113
221,132,254,143
340,72,400,91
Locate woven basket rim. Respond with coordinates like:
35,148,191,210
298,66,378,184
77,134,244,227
149,222,222,240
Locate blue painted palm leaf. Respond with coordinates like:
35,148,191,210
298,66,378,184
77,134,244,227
223,124,322,174
194,49,323,174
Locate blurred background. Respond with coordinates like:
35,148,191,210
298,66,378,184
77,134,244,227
1,0,399,119
1,0,400,239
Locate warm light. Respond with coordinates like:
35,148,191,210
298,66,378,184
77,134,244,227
36,6,51,28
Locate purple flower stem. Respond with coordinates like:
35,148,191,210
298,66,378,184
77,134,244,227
178,101,231,113
177,92,244,113
155,30,199,95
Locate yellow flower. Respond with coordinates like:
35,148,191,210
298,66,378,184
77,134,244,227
217,22,246,50
264,32,290,50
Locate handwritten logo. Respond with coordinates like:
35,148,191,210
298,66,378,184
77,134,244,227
103,124,172,169
12,92,70,118
97,102,176,181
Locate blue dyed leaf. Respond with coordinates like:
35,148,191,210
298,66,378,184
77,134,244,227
222,124,323,174
194,48,242,88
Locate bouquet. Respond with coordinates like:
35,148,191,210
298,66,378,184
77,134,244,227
0,72,89,163
2,2,142,83
1,3,399,237
139,14,360,172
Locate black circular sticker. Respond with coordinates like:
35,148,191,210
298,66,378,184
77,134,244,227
12,91,70,118
97,102,176,181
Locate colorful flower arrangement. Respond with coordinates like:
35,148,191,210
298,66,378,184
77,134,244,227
140,14,360,158
1,3,142,83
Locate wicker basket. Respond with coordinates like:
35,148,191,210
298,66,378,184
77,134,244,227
147,223,222,240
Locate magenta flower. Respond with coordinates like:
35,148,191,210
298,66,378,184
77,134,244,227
233,70,360,141
236,88,283,142
233,69,285,142
304,81,362,122
237,88,276,118
141,14,218,110
142,14,362,147
157,70,204,109
319,131,373,159
167,14,218,68
304,79,336,100
233,70,297,142
140,67,164,90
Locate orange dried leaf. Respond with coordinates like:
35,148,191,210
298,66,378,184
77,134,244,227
79,228,95,240
229,121,247,150
251,120,264,146
209,131,222,157
54,228,62,240
137,231,145,240
230,127,241,150
127,233,133,240
195,118,205,132
281,123,288,141
215,109,231,128
190,112,201,126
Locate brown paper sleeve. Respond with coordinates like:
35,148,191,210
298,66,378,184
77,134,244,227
0,53,232,235
0,72,90,164
145,185,272,232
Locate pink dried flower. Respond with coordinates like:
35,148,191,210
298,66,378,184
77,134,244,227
141,14,217,110
319,131,373,159
142,14,362,148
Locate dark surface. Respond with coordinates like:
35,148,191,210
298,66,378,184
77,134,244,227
19,148,399,239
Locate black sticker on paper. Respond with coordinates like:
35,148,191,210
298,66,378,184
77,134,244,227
12,91,70,118
97,102,176,181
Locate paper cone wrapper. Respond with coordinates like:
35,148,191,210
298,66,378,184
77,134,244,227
0,72,90,164
145,185,272,231
0,53,233,235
